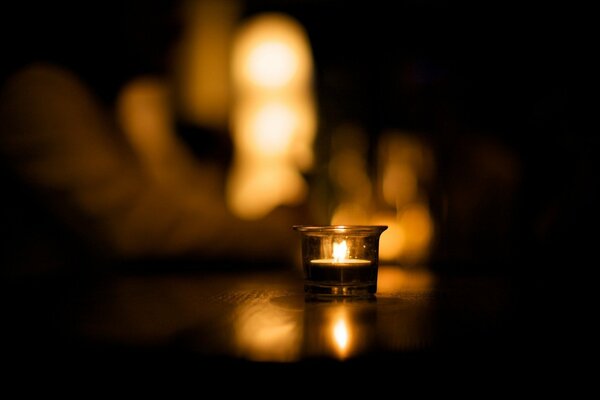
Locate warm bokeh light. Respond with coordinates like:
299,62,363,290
247,41,298,88
328,128,435,263
227,12,316,219
329,150,372,195
252,101,296,154
378,132,434,206
368,131,436,264
377,266,435,293
117,78,172,161
371,212,405,261
371,203,434,264
117,77,218,211
330,202,370,225
232,96,315,163
383,163,417,207
175,0,241,129
234,301,302,362
226,163,308,219
399,203,434,261
231,12,313,92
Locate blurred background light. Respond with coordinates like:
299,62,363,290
227,12,316,219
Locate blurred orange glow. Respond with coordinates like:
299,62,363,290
383,163,417,207
377,266,435,293
117,77,217,210
378,131,434,209
227,163,308,219
329,149,372,196
117,78,173,169
327,128,435,264
228,12,316,219
330,202,370,225
369,131,436,264
251,101,296,154
232,96,315,164
231,12,313,92
175,0,241,129
371,212,405,262
371,203,434,264
247,41,298,88
399,203,433,261
234,301,302,362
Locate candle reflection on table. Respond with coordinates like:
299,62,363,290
332,315,350,355
76,266,436,362
330,308,361,360
302,299,377,360
233,298,303,362
227,266,435,361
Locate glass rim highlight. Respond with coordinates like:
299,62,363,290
293,225,388,234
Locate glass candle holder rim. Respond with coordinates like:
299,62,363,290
293,225,388,233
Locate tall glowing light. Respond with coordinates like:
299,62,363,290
228,12,316,219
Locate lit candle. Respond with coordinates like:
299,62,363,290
293,225,387,297
310,240,371,266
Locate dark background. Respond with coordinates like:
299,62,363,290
1,0,588,273
0,0,590,364
243,0,585,277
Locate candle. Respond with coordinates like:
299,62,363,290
293,225,388,297
306,239,375,295
310,259,371,265
310,240,371,265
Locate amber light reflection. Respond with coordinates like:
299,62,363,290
233,299,302,362
376,266,435,351
301,301,378,360
331,310,351,358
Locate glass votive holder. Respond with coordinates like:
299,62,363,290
293,225,388,298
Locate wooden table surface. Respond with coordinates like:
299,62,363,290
3,262,566,380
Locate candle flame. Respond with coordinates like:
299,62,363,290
333,240,348,262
